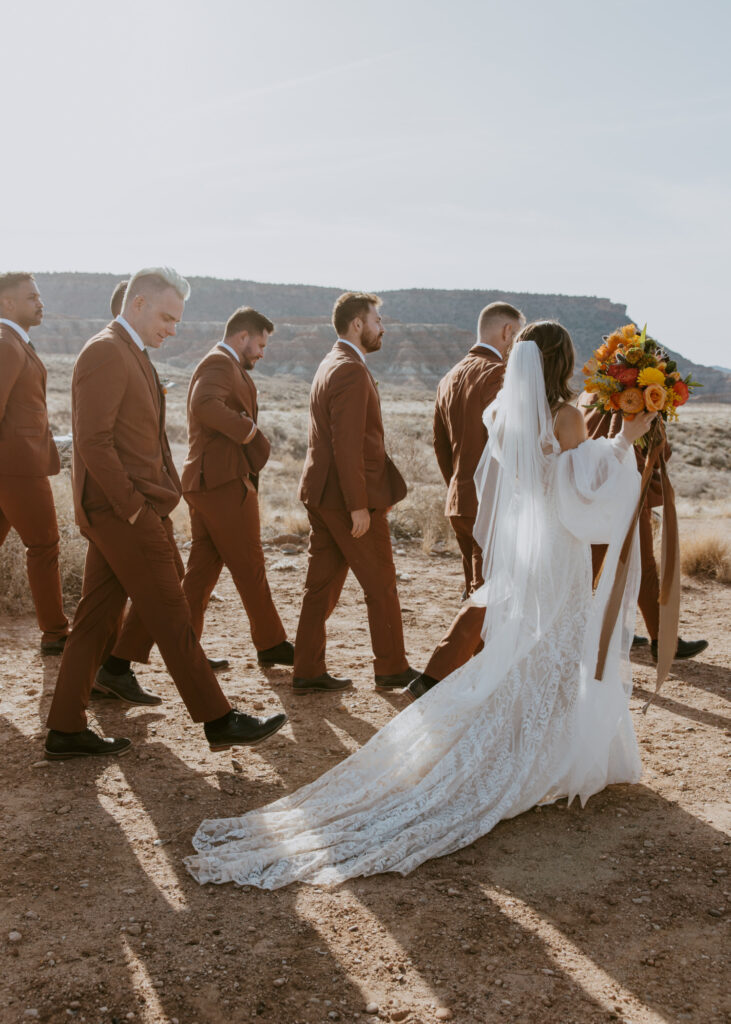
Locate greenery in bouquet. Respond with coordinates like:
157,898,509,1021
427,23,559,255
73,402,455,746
582,323,701,445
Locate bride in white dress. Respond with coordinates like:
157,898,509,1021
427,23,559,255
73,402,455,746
185,321,655,889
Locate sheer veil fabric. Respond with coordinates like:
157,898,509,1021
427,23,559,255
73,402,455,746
185,340,643,889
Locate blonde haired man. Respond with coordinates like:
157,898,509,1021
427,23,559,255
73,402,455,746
46,268,286,758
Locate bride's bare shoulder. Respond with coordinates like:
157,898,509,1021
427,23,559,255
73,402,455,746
554,404,587,452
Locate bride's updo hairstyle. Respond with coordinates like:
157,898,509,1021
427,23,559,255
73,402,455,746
516,320,575,411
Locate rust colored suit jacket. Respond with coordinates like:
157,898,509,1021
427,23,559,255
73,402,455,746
71,321,181,531
181,346,270,494
433,345,505,518
579,391,669,507
298,341,406,511
0,322,60,477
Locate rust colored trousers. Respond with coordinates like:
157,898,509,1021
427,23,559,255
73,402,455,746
47,504,231,733
112,481,286,661
449,514,484,596
0,475,69,642
183,481,286,651
592,501,660,641
294,506,408,679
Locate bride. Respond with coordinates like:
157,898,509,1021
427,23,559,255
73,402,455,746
185,320,655,889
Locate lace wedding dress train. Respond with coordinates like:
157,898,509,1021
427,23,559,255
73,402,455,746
185,341,643,889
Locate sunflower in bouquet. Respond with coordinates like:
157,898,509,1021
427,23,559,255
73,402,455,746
582,323,701,445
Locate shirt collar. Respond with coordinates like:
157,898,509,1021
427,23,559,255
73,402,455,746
0,318,30,345
337,337,366,362
475,341,503,360
115,315,145,352
217,340,241,363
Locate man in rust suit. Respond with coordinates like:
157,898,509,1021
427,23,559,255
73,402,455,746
0,273,70,653
45,268,286,759
294,292,417,694
580,394,707,662
181,306,292,664
405,302,524,701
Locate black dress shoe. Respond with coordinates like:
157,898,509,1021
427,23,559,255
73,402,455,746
204,709,288,751
257,640,295,666
207,656,230,671
375,667,420,691
40,635,68,656
45,728,132,760
93,666,163,706
651,637,709,662
292,672,352,695
631,634,649,648
403,673,439,703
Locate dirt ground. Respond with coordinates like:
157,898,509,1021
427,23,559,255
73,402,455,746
1,359,729,1024
1,530,729,1024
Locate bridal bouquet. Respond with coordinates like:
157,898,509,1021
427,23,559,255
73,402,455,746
582,324,700,438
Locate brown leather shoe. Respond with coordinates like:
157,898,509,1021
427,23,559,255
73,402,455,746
292,672,352,695
375,667,419,691
40,635,68,656
45,728,131,760
93,666,162,706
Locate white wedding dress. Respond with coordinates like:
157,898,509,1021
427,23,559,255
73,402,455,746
185,340,643,889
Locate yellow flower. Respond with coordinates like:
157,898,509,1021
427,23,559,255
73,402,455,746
637,366,666,387
621,324,638,340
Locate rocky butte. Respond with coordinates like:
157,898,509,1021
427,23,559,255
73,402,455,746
31,273,730,399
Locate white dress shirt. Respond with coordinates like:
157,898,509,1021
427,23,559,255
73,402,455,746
115,315,145,352
0,318,30,344
475,342,503,360
217,341,240,362
337,337,366,362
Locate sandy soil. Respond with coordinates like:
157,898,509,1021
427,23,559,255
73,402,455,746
1,534,729,1024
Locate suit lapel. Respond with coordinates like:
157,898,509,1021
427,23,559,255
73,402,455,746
112,321,162,412
3,325,47,387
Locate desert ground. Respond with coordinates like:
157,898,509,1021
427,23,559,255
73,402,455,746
1,356,729,1024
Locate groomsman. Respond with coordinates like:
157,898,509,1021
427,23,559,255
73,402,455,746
405,301,524,702
580,395,708,662
45,267,286,758
294,292,416,693
181,306,292,663
0,273,70,653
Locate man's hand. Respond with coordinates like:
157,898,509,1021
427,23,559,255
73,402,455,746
350,508,371,538
128,506,143,525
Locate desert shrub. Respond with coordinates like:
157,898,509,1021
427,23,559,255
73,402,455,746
0,472,87,615
680,530,731,583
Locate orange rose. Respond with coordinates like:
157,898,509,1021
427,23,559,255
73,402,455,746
644,382,667,412
595,345,609,362
617,387,645,415
621,323,638,340
672,380,690,405
605,332,625,353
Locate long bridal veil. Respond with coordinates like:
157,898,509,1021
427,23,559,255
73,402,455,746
184,339,643,889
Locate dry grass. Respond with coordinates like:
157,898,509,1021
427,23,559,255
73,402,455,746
681,530,731,583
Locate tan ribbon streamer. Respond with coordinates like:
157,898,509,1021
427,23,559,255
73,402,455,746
594,421,680,711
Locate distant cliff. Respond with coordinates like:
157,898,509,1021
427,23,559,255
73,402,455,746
31,273,730,399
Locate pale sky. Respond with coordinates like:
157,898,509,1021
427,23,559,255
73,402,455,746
4,0,730,366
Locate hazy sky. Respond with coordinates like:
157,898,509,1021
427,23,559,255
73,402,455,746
5,0,729,366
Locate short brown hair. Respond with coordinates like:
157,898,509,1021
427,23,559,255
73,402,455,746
110,279,129,318
224,306,274,338
478,301,523,339
517,320,575,411
332,292,381,336
0,272,34,299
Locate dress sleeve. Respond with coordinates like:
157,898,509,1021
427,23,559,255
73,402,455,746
555,436,640,546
